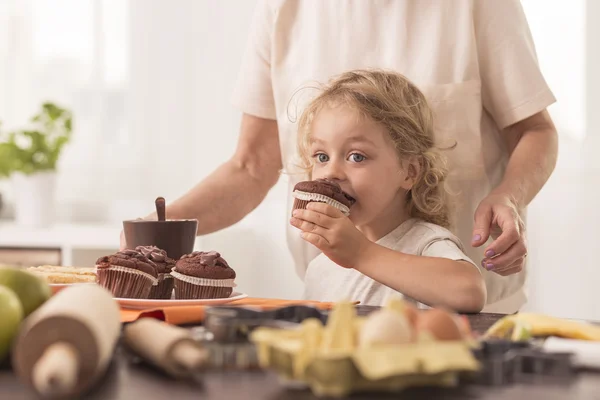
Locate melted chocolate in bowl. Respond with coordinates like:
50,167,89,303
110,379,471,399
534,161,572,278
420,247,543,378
123,219,198,260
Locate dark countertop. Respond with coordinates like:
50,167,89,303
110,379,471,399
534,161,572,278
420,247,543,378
2,312,599,400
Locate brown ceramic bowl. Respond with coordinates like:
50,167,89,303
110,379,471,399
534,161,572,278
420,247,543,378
122,219,198,260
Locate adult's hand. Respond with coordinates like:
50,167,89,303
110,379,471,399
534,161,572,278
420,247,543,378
119,230,127,251
119,217,148,250
471,193,526,276
470,110,558,276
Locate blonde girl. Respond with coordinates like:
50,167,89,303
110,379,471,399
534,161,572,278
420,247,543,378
290,70,486,312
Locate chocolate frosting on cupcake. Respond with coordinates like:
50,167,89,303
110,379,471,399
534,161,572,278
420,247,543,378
174,251,235,280
293,179,356,207
135,246,176,274
96,249,158,278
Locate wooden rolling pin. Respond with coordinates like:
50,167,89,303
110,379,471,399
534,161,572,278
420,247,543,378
123,318,208,378
12,284,120,399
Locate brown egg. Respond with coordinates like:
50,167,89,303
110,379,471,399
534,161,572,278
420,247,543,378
416,308,463,341
454,315,472,339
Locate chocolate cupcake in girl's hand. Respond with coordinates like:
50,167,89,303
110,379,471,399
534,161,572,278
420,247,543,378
292,178,356,216
135,246,176,299
171,251,236,299
96,249,158,299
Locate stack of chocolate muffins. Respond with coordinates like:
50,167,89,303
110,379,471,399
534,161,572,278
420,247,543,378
95,247,236,299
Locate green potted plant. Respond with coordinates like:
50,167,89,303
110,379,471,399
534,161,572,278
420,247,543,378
0,102,73,227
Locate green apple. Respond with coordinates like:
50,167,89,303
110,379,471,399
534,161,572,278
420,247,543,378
0,285,23,362
0,267,51,316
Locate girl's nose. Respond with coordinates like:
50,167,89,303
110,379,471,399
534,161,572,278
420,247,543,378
323,160,346,182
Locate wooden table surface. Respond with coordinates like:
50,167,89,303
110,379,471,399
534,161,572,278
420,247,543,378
2,311,600,400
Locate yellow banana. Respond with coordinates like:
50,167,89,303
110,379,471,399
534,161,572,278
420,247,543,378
484,313,600,341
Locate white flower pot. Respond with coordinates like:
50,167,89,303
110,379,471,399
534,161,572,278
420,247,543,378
11,171,57,228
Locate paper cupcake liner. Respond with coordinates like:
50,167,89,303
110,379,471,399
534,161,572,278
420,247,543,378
292,190,350,216
170,270,236,300
174,280,233,299
148,273,175,299
170,270,236,288
96,265,158,299
292,199,310,213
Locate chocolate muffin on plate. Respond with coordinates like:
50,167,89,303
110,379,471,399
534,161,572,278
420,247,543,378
96,249,158,298
136,246,176,299
171,251,236,299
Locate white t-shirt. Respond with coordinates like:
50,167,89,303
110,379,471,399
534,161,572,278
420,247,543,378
303,218,478,307
231,0,556,313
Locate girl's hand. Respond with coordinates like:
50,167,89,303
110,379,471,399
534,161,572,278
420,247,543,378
290,202,371,268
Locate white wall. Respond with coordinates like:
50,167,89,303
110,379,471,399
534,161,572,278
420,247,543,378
521,0,586,141
521,0,600,320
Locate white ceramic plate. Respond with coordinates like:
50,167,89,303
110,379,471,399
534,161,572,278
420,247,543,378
116,291,248,310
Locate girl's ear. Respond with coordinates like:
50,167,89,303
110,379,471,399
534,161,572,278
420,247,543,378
401,156,421,191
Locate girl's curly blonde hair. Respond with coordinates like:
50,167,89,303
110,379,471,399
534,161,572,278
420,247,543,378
296,69,451,228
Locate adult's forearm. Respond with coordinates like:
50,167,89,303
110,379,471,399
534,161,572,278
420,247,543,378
494,112,558,207
147,159,279,235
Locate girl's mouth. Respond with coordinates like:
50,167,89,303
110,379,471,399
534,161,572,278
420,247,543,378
343,192,356,206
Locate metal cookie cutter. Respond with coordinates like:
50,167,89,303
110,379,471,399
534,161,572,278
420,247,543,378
472,339,532,386
203,305,328,343
472,339,575,386
509,349,574,383
188,305,329,370
188,327,259,371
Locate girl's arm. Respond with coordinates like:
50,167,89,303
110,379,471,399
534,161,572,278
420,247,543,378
355,242,486,313
291,203,486,313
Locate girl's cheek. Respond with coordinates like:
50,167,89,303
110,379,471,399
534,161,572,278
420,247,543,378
312,171,325,180
311,165,322,177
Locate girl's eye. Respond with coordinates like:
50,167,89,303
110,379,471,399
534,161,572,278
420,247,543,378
314,153,329,163
348,153,366,163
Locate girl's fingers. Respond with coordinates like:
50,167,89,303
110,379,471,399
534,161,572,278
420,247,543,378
300,231,330,249
292,209,335,228
290,217,329,237
305,202,345,218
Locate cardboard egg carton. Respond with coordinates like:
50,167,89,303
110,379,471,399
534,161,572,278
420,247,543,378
249,301,479,398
